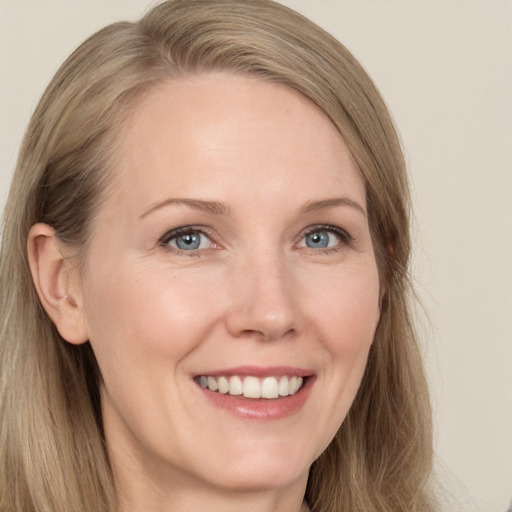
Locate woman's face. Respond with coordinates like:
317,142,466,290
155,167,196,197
78,74,380,495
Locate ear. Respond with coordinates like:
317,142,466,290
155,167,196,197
27,223,89,345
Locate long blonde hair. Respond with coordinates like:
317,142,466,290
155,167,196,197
0,1,435,511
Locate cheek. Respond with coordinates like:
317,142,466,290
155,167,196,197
303,264,380,406
307,264,381,350
82,261,224,371
81,263,221,440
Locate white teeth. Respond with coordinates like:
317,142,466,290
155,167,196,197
243,376,260,398
261,377,279,399
278,376,289,396
218,376,229,394
289,376,299,395
207,376,218,392
229,376,243,395
197,375,305,399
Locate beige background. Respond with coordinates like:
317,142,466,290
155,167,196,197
1,1,511,510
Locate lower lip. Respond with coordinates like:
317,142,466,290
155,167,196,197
197,377,314,420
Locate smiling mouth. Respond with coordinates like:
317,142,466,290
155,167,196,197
196,375,305,399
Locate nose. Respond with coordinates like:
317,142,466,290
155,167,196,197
225,253,298,342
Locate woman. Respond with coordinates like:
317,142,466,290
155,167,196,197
0,1,435,511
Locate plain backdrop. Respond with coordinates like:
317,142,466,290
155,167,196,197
1,1,511,511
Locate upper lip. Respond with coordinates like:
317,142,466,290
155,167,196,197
195,365,314,378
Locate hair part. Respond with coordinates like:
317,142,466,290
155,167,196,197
0,1,435,511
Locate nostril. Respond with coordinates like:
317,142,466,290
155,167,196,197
237,326,296,342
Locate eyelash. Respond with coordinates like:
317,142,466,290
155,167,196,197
159,226,215,255
158,224,353,255
298,224,353,253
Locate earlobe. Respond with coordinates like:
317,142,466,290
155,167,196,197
27,223,89,345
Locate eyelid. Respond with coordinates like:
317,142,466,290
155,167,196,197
158,225,217,251
296,224,353,249
302,224,351,239
158,223,353,254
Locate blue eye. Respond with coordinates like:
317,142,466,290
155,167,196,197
161,229,212,251
305,231,332,248
174,232,202,250
299,227,348,250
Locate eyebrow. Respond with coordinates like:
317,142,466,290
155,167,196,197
299,197,367,217
140,196,365,220
140,198,230,219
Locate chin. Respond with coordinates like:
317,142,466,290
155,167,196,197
208,466,308,494
194,441,313,493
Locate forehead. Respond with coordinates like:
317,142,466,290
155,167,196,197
110,72,365,212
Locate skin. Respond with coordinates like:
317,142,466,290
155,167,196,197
29,73,381,512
